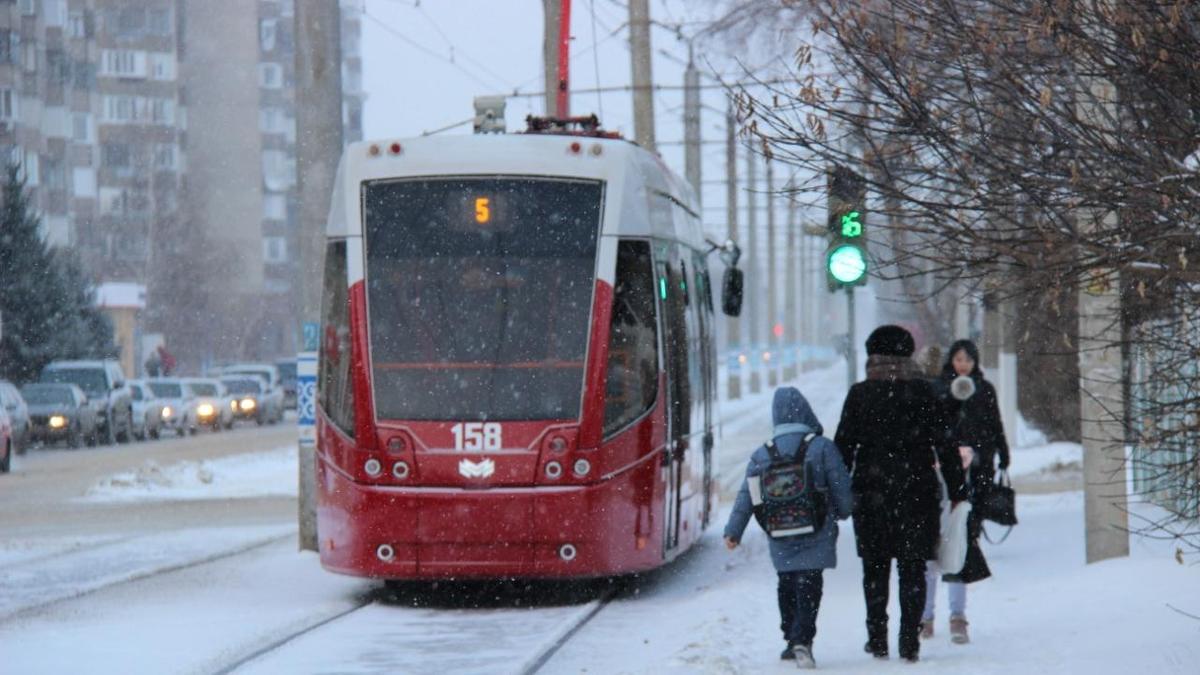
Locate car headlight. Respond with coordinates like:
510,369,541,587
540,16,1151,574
197,403,215,417
240,398,256,411
49,415,67,429
162,406,173,419
230,400,238,411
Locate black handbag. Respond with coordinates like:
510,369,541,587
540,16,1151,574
977,469,1017,526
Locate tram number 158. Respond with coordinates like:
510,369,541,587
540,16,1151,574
451,422,501,452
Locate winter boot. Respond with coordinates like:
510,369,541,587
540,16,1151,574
781,642,795,660
950,614,970,644
920,618,934,640
792,644,816,669
863,639,888,659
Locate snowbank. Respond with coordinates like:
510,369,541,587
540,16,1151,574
81,446,298,502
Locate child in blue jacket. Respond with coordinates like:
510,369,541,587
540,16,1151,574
725,387,854,668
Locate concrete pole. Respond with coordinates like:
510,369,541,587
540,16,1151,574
725,102,741,400
628,0,656,151
542,0,563,117
784,183,798,381
1079,214,1129,563
766,157,778,386
294,0,344,552
683,55,701,200
746,146,760,394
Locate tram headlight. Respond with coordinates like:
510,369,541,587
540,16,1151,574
573,458,591,477
364,458,383,476
49,415,67,429
545,461,563,480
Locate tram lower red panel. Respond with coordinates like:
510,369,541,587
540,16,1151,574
316,449,666,579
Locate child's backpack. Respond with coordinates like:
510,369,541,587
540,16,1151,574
748,434,828,538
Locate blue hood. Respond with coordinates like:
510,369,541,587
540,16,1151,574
772,387,823,436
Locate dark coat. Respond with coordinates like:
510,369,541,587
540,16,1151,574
936,372,1011,477
834,357,965,562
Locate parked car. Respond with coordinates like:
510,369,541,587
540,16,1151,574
147,378,196,437
128,380,167,441
220,376,269,425
218,364,284,423
275,358,298,410
21,383,98,448
39,360,134,444
0,379,30,455
184,378,234,431
0,404,11,473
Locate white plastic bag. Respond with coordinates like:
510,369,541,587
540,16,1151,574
933,449,972,575
938,499,972,575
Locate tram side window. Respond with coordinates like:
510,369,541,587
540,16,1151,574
319,240,355,437
603,240,659,437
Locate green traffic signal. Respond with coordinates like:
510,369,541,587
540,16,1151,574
828,244,867,284
840,211,862,237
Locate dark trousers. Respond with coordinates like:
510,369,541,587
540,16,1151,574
862,557,926,655
777,570,824,647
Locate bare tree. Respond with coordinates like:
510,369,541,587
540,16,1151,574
724,0,1200,548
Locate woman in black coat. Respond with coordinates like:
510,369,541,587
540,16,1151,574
834,325,965,663
922,339,1009,645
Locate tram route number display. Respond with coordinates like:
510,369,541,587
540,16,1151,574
451,422,502,451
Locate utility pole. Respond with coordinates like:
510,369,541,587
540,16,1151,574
746,145,760,394
725,102,741,400
542,0,570,117
683,49,700,199
766,157,777,386
294,0,344,552
784,181,798,381
628,0,656,151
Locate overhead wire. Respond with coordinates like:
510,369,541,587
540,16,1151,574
586,0,606,119
362,10,504,92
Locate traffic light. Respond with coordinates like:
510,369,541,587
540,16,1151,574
826,164,868,289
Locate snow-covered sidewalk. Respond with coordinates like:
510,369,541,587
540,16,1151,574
545,493,1199,674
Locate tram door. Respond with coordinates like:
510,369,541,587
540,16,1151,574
658,249,690,553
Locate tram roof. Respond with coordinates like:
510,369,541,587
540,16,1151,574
331,134,704,244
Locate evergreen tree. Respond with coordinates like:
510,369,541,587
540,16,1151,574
0,163,113,383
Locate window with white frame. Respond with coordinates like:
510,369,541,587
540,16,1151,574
261,150,290,191
19,0,36,17
258,63,283,89
101,50,148,78
69,12,87,38
259,107,289,134
263,236,288,263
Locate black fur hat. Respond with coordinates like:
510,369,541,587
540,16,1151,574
865,325,916,357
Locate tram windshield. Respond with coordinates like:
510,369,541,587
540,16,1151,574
363,176,603,421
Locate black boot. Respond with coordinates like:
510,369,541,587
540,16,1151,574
864,638,888,659
781,642,795,660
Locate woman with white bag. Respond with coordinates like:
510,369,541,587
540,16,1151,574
923,340,1003,645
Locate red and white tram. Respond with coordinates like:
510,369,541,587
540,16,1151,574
316,121,742,579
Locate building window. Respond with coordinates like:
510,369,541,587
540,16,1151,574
263,193,287,221
101,142,132,169
0,89,17,121
19,0,36,17
44,0,67,27
260,19,277,52
102,96,174,125
149,53,175,81
263,236,288,263
0,31,15,65
101,50,147,78
43,157,66,191
114,8,146,38
22,41,36,73
69,12,88,38
259,107,290,134
153,143,176,170
72,113,92,142
258,63,283,89
148,9,171,35
46,50,69,85
72,167,97,198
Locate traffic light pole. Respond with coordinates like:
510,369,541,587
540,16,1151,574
846,286,857,387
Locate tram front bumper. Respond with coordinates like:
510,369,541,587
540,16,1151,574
315,453,663,580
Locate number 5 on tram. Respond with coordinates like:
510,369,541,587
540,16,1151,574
316,130,743,579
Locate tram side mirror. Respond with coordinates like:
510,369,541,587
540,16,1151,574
722,267,744,317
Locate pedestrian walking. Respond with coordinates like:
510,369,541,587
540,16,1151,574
833,325,965,663
724,387,853,669
921,339,1008,644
